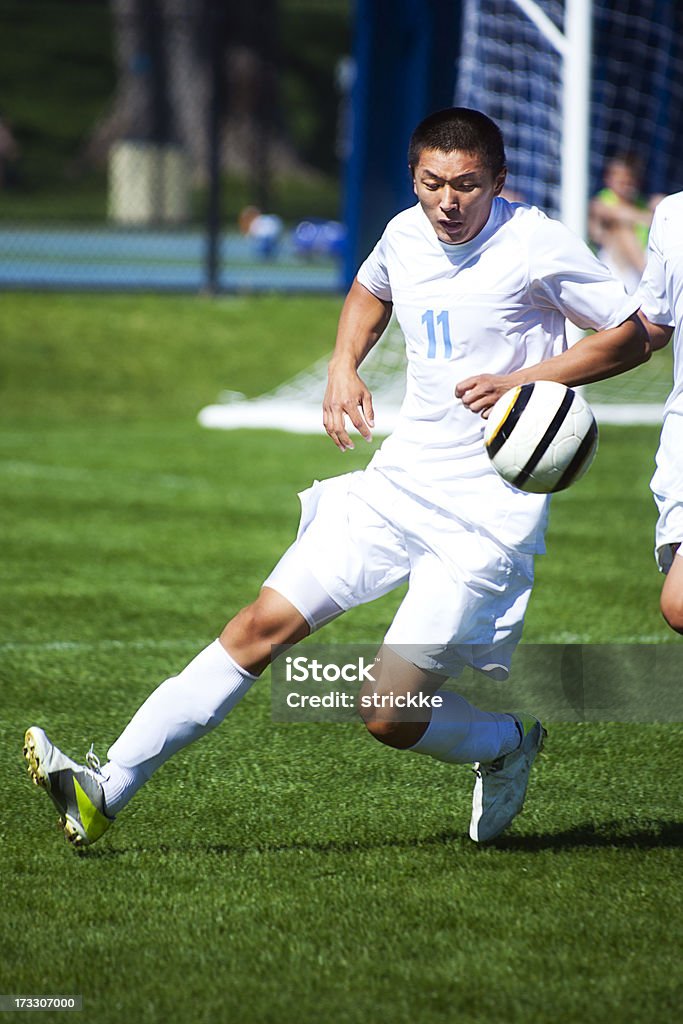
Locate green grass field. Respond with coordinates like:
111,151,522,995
1,294,682,1023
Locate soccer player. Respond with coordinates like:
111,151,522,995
637,192,683,634
24,108,649,848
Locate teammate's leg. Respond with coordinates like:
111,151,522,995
660,545,683,634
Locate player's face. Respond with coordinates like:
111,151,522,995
412,148,506,245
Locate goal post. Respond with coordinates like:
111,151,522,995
560,0,592,239
508,0,592,239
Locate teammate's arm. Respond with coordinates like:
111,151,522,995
456,312,650,416
638,311,673,351
323,278,393,451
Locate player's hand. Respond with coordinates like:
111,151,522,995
455,373,515,417
323,361,375,451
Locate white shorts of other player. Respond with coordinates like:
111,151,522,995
651,417,683,573
264,467,535,680
653,491,683,573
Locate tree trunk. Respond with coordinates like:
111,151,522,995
84,0,307,189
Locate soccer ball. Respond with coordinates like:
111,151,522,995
484,381,598,494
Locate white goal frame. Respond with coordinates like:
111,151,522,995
510,0,592,241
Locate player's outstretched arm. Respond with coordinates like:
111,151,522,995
456,312,650,416
323,278,392,451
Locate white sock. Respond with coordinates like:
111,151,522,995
409,690,520,764
102,639,257,815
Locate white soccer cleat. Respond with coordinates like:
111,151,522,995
469,715,546,843
23,726,114,847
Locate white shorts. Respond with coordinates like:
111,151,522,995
653,491,683,573
264,468,535,679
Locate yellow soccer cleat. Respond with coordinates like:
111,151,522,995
24,726,114,847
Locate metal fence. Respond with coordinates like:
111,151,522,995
0,0,351,293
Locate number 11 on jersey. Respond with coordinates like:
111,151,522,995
421,309,453,358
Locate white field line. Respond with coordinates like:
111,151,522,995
0,636,670,654
0,460,208,491
0,638,208,654
198,401,665,433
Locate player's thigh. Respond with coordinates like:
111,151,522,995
654,492,683,631
384,534,533,680
265,474,411,620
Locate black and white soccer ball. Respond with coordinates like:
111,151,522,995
484,381,598,494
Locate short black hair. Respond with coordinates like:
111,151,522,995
408,107,506,176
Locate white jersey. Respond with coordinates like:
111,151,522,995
356,197,638,553
637,191,683,502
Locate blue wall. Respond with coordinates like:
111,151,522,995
342,0,463,288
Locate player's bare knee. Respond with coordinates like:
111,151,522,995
357,687,421,748
362,714,429,750
232,599,276,643
220,591,310,674
662,609,683,635
358,699,390,735
361,714,413,748
238,592,308,645
358,685,392,739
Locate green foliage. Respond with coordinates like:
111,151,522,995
0,0,349,221
279,3,351,175
1,293,681,1023
0,0,115,186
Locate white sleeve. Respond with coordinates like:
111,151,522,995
356,233,392,302
637,207,674,326
529,218,639,331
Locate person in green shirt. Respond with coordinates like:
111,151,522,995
589,153,654,294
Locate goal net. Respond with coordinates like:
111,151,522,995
456,0,683,216
198,312,671,435
457,0,566,217
198,317,408,436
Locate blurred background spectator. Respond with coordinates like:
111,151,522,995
238,205,284,260
589,154,654,293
